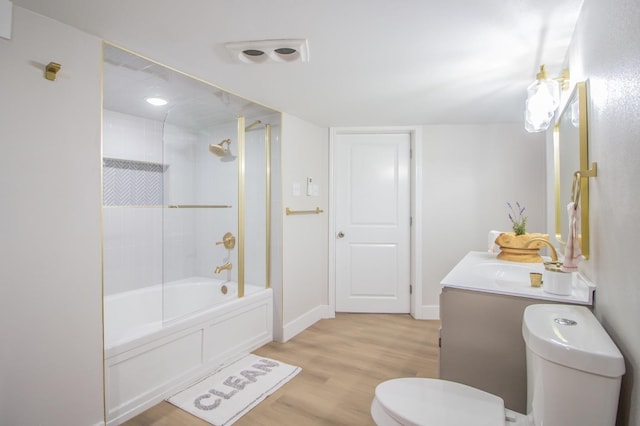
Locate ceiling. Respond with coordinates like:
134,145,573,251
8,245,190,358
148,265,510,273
13,0,584,127
102,43,278,130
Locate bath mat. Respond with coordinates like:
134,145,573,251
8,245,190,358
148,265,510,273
167,354,301,425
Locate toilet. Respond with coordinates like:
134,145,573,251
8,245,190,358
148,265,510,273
371,304,625,426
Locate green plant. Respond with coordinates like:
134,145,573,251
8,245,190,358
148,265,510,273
507,202,527,235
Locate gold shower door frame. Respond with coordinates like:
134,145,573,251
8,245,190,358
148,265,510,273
237,116,272,298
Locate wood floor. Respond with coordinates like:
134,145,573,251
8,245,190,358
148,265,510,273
123,313,440,426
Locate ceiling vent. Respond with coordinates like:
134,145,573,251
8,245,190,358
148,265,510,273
225,39,309,64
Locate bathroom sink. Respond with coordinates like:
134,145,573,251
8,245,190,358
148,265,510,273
471,263,539,289
441,251,594,304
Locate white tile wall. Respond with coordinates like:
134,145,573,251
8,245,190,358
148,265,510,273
103,207,163,296
103,109,270,297
103,110,170,295
193,123,239,279
103,109,163,163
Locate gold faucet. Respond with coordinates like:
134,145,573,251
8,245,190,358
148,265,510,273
214,262,232,274
525,238,564,272
525,238,558,262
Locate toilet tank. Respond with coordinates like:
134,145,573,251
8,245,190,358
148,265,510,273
522,304,625,426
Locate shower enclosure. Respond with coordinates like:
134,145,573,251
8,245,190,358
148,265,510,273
102,43,279,423
102,42,278,324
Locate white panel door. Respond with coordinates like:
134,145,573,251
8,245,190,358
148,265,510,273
334,132,410,313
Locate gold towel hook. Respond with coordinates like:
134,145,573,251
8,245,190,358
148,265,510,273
45,62,61,81
579,162,598,178
571,161,597,205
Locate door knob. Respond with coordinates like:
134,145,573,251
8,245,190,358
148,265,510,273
337,232,345,238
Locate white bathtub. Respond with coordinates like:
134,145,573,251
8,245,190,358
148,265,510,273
104,278,273,425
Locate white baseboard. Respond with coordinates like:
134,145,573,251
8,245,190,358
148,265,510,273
411,304,440,320
276,304,436,342
279,304,332,342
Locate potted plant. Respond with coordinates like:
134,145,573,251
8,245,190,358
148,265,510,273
495,202,548,263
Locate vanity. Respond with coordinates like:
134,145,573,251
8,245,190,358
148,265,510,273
439,251,595,413
437,81,598,414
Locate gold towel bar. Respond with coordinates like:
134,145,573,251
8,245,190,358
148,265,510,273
286,207,324,215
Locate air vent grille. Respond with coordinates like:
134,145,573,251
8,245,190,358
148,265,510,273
225,39,309,64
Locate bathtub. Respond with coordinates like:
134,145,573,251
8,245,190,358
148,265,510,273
104,278,273,425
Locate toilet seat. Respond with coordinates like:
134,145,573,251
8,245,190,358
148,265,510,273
371,378,508,426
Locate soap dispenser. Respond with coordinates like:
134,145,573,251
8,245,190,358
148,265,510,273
543,261,573,295
525,238,574,296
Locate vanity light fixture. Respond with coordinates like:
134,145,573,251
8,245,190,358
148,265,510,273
225,39,309,64
524,65,569,133
145,97,168,106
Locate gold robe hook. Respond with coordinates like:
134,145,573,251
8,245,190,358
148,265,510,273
45,62,61,81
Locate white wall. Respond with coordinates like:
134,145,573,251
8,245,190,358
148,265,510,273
421,124,546,309
0,7,104,426
103,109,164,163
555,0,640,422
277,113,330,341
103,110,165,295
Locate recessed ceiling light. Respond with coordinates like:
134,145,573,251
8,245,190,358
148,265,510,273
145,97,168,106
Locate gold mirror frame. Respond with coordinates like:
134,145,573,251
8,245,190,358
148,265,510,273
554,81,590,259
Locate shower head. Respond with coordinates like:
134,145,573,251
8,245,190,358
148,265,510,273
245,120,262,131
209,139,232,157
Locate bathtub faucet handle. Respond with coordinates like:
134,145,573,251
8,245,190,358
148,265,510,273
216,232,236,250
214,262,233,274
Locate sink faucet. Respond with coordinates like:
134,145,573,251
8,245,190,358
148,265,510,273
214,262,232,274
525,238,559,263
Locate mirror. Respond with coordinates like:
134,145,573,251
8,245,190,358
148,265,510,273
554,81,591,259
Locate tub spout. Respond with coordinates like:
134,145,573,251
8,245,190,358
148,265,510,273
214,262,232,274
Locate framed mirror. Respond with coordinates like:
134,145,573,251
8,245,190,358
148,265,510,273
554,81,590,259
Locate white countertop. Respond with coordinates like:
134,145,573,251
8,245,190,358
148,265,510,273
440,251,595,305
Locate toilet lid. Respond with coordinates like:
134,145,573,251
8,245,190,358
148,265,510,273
374,378,505,426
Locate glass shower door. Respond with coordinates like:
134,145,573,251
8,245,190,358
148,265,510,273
243,120,271,293
102,42,278,332
161,106,239,323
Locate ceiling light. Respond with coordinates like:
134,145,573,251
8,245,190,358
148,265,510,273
145,97,168,106
524,65,569,133
225,39,309,64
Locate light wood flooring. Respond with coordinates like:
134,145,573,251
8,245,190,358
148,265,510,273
123,313,440,426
